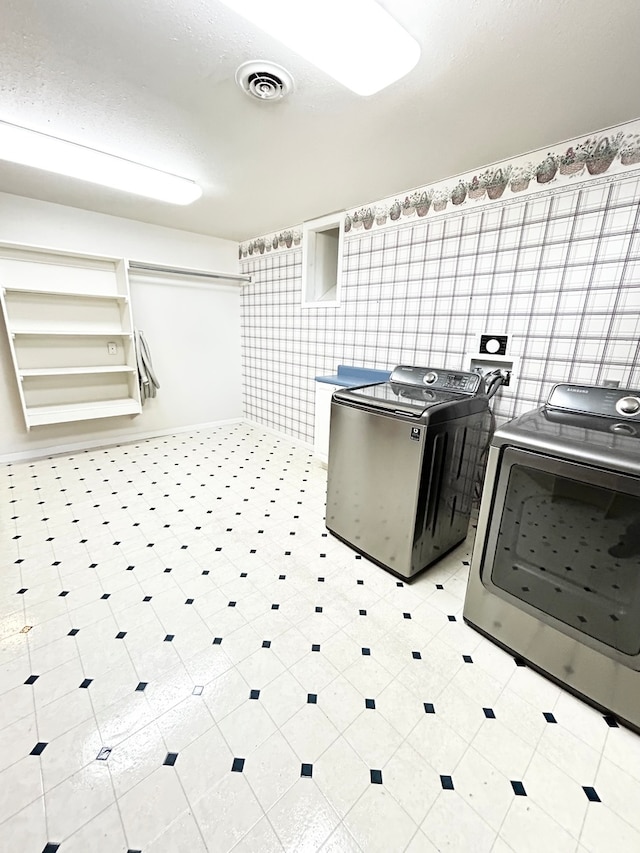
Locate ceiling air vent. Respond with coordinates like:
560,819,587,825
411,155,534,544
235,61,294,101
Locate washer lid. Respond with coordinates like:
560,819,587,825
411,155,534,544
333,381,482,417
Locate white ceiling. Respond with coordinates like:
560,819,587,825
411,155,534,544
2,0,640,242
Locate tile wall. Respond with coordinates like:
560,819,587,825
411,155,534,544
240,172,640,443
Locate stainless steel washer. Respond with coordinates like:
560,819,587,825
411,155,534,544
464,382,640,731
325,365,489,580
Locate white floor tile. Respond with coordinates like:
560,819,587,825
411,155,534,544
1,424,639,852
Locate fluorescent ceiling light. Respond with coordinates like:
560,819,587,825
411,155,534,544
0,121,202,205
220,0,420,96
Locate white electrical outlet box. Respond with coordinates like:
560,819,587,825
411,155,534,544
107,342,117,355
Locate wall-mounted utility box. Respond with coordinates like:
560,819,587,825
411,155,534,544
466,334,517,392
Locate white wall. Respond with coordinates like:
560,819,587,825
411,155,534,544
0,192,243,459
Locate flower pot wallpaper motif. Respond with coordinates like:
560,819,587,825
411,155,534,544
482,166,512,199
621,133,640,165
509,165,532,192
389,200,402,221
450,182,467,205
536,154,558,184
468,176,485,200
415,191,432,216
583,134,622,175
558,147,585,176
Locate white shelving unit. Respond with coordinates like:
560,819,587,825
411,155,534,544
0,243,142,430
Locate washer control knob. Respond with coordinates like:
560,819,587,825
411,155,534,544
616,396,640,416
424,372,438,385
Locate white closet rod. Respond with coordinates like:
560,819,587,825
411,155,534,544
128,261,251,283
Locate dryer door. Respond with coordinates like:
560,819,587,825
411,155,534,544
480,447,640,663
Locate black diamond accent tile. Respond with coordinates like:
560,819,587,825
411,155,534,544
42,845,60,853
202,570,210,576
301,763,313,777
58,590,69,597
262,640,271,648
279,575,286,580
318,577,325,583
31,742,47,755
100,594,110,600
403,612,412,620
370,769,383,784
116,632,127,639
164,568,172,573
362,647,371,656
68,629,79,636
412,651,422,660
127,565,135,571
185,598,194,605
514,657,526,667
603,715,619,727
96,747,112,760
365,698,376,710
79,678,93,688
396,581,404,587
25,675,39,685
463,655,473,663
359,609,367,616
213,637,223,645
271,604,280,610
424,703,435,714
250,689,260,699
543,712,557,724
440,775,454,790
435,584,444,590
164,752,178,766
164,634,174,642
511,780,527,796
193,685,204,696
232,757,245,772
143,596,152,602
483,708,496,719
17,588,27,594
228,601,237,607
127,850,142,853
315,606,323,613
447,615,457,622
312,644,320,652
136,682,148,692
583,786,601,802
240,572,248,578
307,693,317,704
357,579,364,585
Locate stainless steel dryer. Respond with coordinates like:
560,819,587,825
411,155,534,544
326,365,490,580
464,382,640,731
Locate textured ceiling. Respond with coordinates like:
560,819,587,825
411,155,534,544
1,0,640,242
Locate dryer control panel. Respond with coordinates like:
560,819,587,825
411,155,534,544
547,383,640,420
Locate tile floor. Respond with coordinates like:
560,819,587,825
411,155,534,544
1,423,640,853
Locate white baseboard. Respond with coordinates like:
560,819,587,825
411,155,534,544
0,418,244,463
242,418,314,452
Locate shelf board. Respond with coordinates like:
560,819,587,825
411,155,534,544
3,286,127,300
12,328,132,337
26,398,142,427
20,366,137,377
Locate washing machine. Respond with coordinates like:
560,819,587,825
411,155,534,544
464,382,640,731
325,365,490,580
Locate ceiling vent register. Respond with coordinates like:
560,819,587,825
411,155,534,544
235,61,294,100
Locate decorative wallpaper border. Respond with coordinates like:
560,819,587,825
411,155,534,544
239,118,640,257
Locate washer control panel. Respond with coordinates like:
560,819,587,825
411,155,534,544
389,365,483,395
547,383,640,420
